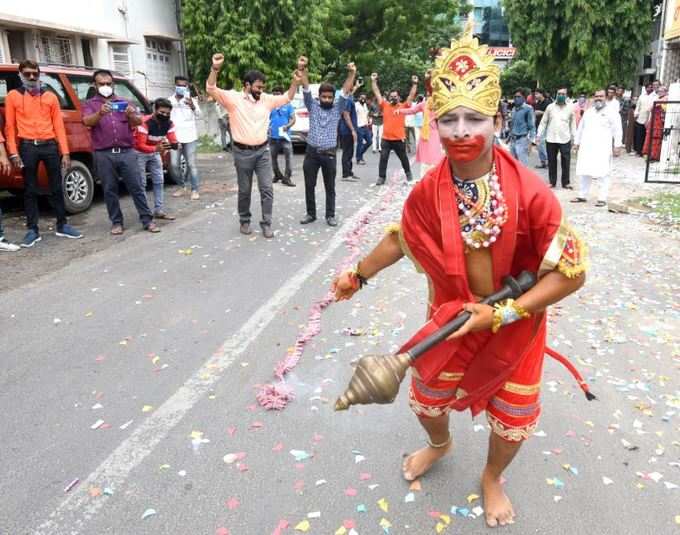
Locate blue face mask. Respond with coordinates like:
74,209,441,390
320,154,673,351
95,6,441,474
514,96,525,107
175,86,187,97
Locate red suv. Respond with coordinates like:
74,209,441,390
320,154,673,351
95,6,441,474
0,64,153,213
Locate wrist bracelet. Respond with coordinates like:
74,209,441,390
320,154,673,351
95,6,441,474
491,299,530,334
349,262,368,289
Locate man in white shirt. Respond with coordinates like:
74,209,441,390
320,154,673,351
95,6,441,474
571,89,623,207
536,87,576,189
634,82,654,156
354,93,372,164
606,84,620,114
169,76,202,200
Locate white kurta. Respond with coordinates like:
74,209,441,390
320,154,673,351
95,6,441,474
575,106,623,177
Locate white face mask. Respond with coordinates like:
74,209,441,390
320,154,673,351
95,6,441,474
98,85,113,98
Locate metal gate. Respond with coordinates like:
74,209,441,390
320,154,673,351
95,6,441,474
644,100,680,184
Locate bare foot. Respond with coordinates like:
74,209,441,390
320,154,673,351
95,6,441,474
402,440,452,481
481,467,515,527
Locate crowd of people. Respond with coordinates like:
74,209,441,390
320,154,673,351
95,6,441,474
0,54,668,251
0,60,204,251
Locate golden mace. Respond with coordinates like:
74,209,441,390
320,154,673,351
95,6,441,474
334,271,537,411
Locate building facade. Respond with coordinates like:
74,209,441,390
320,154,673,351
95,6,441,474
461,0,516,69
0,0,187,99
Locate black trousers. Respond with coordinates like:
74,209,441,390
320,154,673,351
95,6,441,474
270,138,293,179
634,122,647,155
378,139,411,179
303,146,336,218
94,149,153,227
19,141,67,232
339,133,354,177
546,141,571,187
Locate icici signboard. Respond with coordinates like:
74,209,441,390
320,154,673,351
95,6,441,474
487,47,517,59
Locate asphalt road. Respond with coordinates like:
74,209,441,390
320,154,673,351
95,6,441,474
0,148,678,535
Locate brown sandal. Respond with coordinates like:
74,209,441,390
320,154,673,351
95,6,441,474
111,225,124,235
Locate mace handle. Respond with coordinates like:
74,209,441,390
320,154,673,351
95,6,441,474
407,271,537,360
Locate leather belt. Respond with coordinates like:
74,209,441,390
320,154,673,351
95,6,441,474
96,147,131,153
307,145,336,156
20,138,56,146
233,141,267,150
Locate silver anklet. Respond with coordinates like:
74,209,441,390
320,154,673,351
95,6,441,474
427,435,452,449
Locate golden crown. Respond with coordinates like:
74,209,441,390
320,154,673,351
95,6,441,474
430,17,501,118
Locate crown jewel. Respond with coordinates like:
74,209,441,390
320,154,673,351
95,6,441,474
430,17,501,118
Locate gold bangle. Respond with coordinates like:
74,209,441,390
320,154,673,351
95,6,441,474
491,299,531,334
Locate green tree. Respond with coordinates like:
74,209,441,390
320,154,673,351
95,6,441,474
500,60,535,97
180,0,468,94
502,0,654,92
181,0,338,89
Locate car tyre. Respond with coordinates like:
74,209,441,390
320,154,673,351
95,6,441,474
62,160,94,214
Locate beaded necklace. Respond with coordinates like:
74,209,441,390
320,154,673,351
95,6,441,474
452,164,508,250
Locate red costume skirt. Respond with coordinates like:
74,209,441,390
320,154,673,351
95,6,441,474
408,330,544,442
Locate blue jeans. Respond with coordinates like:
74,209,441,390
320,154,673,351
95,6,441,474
170,140,200,191
537,137,547,164
137,151,164,212
355,126,372,161
510,135,529,166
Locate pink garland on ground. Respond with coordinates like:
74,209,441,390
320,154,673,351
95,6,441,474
255,170,403,409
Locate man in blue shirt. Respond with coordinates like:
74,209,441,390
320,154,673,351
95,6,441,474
299,60,357,227
269,87,296,186
509,88,536,166
339,94,360,181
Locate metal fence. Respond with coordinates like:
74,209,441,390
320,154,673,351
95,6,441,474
644,100,680,184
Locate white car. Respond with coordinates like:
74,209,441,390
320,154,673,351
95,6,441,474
288,84,321,147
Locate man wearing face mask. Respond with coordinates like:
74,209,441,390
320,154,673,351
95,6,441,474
299,60,357,226
355,93,373,165
169,76,202,200
332,22,589,529
508,89,535,166
82,69,159,235
207,53,301,238
536,87,576,189
134,98,179,220
571,89,623,207
5,60,82,247
371,73,419,185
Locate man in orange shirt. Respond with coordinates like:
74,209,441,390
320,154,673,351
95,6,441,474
206,53,301,239
5,60,82,247
371,72,419,185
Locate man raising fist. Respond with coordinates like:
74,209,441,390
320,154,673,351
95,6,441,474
206,53,300,239
370,72,419,185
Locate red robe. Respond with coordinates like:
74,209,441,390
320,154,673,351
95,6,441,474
398,146,563,417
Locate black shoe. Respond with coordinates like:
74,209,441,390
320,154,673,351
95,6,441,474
273,175,282,183
281,179,296,187
406,173,414,182
570,197,587,203
535,163,547,169
300,214,316,224
240,223,252,235
261,224,274,239
375,177,386,186
563,185,573,190
550,184,556,188
326,216,338,227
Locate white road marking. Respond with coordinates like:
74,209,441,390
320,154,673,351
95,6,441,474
35,165,409,534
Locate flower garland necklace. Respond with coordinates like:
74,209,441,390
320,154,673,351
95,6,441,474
453,164,508,250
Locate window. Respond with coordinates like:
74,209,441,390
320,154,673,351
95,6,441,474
82,39,93,67
145,37,173,87
40,72,75,109
39,34,73,64
110,80,151,114
0,71,73,109
65,74,150,114
0,73,20,106
111,44,131,77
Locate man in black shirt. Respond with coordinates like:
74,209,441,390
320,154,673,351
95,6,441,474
532,89,551,169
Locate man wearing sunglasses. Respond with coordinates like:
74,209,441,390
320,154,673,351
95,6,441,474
4,60,82,247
